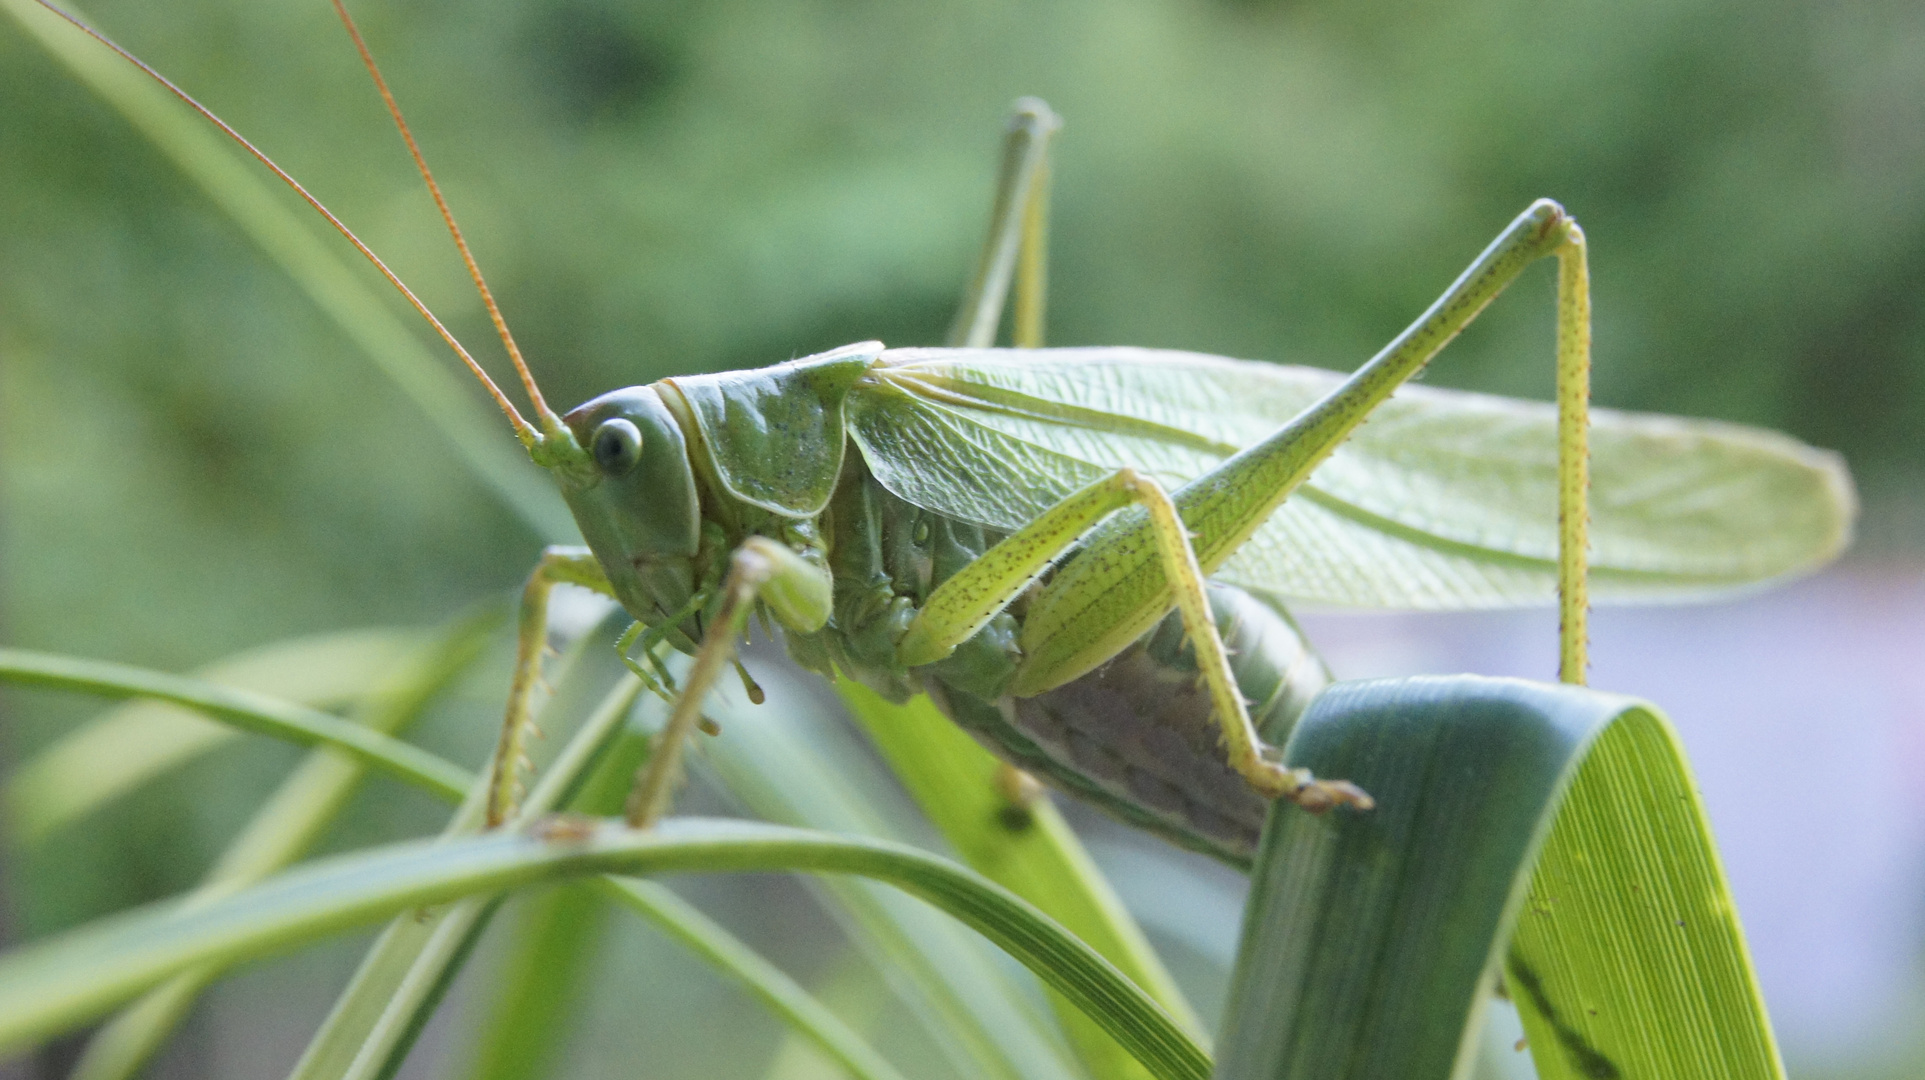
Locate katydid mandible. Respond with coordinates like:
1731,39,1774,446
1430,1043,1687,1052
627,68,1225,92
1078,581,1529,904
41,0,1853,867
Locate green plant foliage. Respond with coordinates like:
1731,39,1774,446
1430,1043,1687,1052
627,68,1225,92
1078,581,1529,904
7,628,420,842
696,670,1100,1080
0,820,1210,1080
1216,676,1777,1080
286,649,644,1080
1509,714,1777,1079
839,677,1207,1080
66,608,499,1080
0,648,472,800
459,683,909,1080
595,879,912,1080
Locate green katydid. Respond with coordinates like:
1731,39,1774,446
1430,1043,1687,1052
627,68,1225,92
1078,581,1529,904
36,0,1853,868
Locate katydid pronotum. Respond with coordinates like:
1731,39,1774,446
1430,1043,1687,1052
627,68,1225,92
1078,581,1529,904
26,0,1854,867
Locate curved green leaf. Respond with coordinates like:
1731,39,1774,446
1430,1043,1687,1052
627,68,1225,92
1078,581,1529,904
701,672,1092,1080
289,656,644,1080
296,652,952,1080
1214,675,1778,1080
1507,711,1779,1080
851,348,1853,608
67,610,502,1080
8,628,420,844
0,648,471,801
599,877,912,1080
462,677,909,1080
0,820,1210,1080
838,676,1205,1080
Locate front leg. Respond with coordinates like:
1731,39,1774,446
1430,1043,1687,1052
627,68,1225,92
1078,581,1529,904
625,537,832,828
897,469,1372,813
489,546,617,827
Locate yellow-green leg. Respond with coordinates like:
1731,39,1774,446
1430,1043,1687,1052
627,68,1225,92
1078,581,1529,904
1555,227,1591,685
625,537,832,827
489,546,616,827
948,98,1061,349
1013,201,1595,700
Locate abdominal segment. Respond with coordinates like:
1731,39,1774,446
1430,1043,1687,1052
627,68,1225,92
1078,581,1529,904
928,583,1329,868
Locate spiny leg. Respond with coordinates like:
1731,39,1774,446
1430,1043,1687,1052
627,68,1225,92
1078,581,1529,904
897,468,1372,812
626,537,831,828
1555,227,1591,685
1013,201,1595,700
948,99,1061,349
489,546,616,827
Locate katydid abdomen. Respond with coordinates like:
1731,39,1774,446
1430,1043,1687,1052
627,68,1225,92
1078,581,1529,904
928,587,1328,866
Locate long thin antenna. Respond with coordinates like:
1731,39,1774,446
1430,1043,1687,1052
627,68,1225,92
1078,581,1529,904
329,0,558,429
30,0,540,447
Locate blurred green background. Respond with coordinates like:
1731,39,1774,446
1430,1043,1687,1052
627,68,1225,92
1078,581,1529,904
1,0,1921,1077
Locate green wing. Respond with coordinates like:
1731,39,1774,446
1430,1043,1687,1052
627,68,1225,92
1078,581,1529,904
846,347,1855,609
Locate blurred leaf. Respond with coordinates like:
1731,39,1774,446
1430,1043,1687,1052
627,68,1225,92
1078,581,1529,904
8,628,418,843
703,670,1091,1080
454,695,642,1080
463,696,911,1080
0,818,1210,1080
599,878,912,1080
65,607,501,1080
759,953,903,1080
1214,676,1779,1080
839,677,1203,1080
286,882,494,1080
305,629,867,1080
288,667,645,1080
0,647,471,801
456,883,606,1080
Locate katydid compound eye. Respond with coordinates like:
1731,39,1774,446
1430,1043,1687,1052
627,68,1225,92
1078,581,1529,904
592,418,643,474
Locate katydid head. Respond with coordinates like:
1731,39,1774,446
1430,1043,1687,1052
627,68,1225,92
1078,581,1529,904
553,387,704,622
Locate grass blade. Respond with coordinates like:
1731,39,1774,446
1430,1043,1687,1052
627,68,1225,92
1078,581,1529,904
456,882,608,1080
66,608,502,1080
7,629,419,844
599,877,913,1080
1214,675,1780,1080
839,678,1204,1080
461,693,912,1080
704,673,1090,1080
0,648,472,801
290,666,646,1080
0,820,1210,1080
304,632,826,1080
